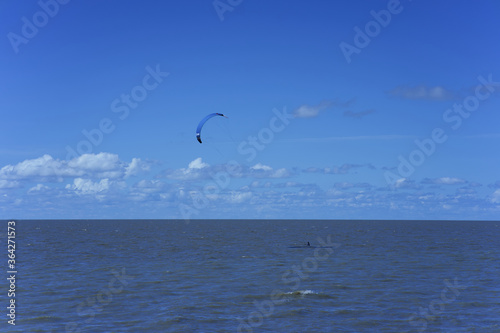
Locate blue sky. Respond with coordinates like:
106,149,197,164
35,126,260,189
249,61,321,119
1,0,499,220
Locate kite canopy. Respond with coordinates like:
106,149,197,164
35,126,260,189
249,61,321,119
196,113,227,143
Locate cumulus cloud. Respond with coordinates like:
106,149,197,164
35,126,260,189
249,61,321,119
66,178,110,194
249,163,292,178
227,191,252,203
6,150,498,220
161,159,293,181
0,154,71,180
65,178,126,196
0,153,150,182
133,179,166,193
188,157,209,169
125,158,151,178
0,179,20,189
162,157,211,181
389,85,455,101
68,153,120,171
250,163,272,171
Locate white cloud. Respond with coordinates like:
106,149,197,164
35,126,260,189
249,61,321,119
188,157,209,170
0,179,20,189
227,191,252,203
293,101,331,118
163,158,210,180
125,158,151,178
68,152,119,171
251,163,272,171
66,178,111,195
0,154,70,180
162,160,293,181
133,179,165,193
5,152,499,220
28,184,50,193
0,153,150,182
65,178,127,199
249,164,291,178
272,168,290,178
394,178,418,189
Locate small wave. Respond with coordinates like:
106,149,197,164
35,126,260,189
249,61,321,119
284,289,316,296
273,289,337,301
288,245,339,249
23,315,63,322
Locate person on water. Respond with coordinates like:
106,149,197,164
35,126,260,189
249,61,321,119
307,242,311,246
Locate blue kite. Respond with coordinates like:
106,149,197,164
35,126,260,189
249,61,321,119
196,113,228,143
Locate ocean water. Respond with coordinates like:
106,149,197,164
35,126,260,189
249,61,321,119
4,219,500,332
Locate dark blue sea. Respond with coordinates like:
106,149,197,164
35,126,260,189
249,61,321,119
3,220,500,332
